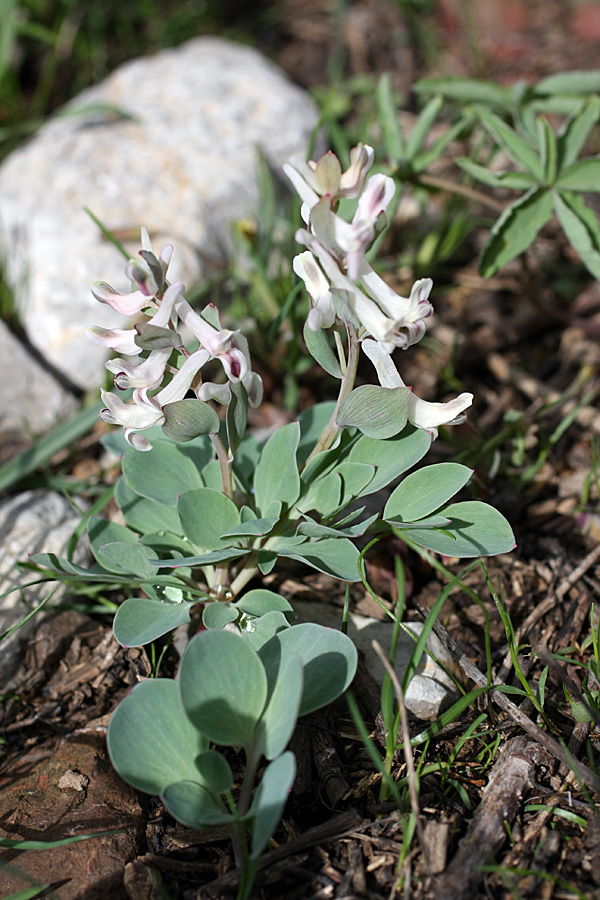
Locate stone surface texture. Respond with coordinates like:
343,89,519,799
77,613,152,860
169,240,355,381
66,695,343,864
0,320,77,433
0,730,144,899
0,36,319,388
0,490,89,683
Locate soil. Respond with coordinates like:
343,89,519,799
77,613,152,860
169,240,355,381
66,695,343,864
2,1,600,898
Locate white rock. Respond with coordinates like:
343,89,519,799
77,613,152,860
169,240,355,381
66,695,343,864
0,491,89,682
0,37,319,389
292,599,458,720
0,320,77,433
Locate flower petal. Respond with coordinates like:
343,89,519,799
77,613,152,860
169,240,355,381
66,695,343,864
86,325,141,356
91,282,149,316
105,347,171,390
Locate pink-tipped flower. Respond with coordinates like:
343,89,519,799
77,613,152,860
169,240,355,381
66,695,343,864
86,325,142,356
362,339,473,438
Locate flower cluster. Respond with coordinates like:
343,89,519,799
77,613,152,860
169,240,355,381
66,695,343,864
285,144,473,436
87,228,263,450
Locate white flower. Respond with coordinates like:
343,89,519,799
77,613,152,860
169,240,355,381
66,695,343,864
362,339,473,438
292,251,336,330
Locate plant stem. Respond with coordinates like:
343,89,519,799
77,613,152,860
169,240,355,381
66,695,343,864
417,172,506,213
302,322,360,469
210,432,234,592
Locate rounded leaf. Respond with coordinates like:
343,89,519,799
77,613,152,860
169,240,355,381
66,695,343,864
398,500,516,557
178,488,240,550
259,623,357,717
113,596,194,647
384,462,473,523
162,780,237,828
107,679,209,795
162,398,220,442
337,385,409,439
179,630,268,749
123,440,203,506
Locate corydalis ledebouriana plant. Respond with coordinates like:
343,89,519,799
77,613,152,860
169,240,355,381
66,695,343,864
87,229,263,451
284,143,474,437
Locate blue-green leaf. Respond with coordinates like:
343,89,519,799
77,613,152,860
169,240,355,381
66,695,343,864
177,488,240,550
122,440,203,506
399,500,516,557
107,679,209,794
348,425,432,493
202,602,238,629
256,655,303,760
179,630,267,749
254,422,301,515
115,476,183,536
250,752,296,860
233,589,294,621
384,463,473,522
259,622,358,717
162,780,237,828
337,385,410,438
303,322,342,379
94,541,157,579
279,537,361,582
113,596,194,646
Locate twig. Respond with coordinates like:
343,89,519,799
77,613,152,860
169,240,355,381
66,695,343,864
372,639,431,876
417,607,600,796
433,736,553,900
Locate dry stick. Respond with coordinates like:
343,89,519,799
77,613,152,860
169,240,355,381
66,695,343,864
371,640,431,879
417,607,600,796
433,735,553,900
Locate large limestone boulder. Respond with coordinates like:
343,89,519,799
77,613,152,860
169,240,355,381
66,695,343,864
0,37,319,389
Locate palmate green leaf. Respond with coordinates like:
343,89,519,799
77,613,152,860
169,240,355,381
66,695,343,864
254,422,301,515
413,111,474,173
177,488,240,550
259,622,358,717
383,463,473,523
303,321,342,379
538,117,557,184
107,679,209,795
553,190,600,280
279,536,362,582
455,157,510,189
250,752,296,860
398,500,516,557
555,158,600,192
162,780,237,828
477,108,543,179
479,187,554,277
113,596,195,646
337,385,410,439
256,655,303,760
179,630,268,749
115,476,183,536
557,96,600,168
348,425,432,494
414,76,512,109
122,440,203,506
